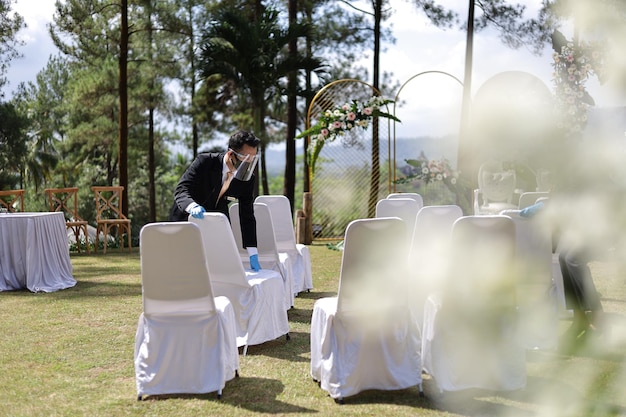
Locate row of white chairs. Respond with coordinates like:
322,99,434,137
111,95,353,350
230,196,314,310
376,193,558,350
310,192,558,401
134,212,293,400
311,210,532,401
134,195,313,400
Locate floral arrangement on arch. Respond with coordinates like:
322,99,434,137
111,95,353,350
395,158,459,186
395,157,471,213
552,34,605,138
296,95,400,173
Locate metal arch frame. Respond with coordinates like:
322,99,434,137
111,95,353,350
305,79,384,188
391,71,464,191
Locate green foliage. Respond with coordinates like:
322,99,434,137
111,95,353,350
198,5,326,134
0,101,27,188
0,0,25,91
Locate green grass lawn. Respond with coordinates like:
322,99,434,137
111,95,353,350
1,242,625,416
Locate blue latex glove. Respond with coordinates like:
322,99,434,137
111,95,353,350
249,254,261,272
520,201,544,218
189,203,205,219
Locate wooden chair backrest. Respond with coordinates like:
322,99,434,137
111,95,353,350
0,189,25,212
45,187,84,221
91,186,127,221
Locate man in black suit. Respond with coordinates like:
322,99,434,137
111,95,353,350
169,130,261,271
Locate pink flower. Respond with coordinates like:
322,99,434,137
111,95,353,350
363,107,373,116
333,121,342,129
321,128,329,137
347,112,356,121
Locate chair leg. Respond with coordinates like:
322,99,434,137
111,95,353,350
285,332,291,341
243,344,248,356
102,224,109,254
83,225,90,254
217,389,222,400
94,226,100,253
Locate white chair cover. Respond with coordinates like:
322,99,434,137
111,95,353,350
189,213,289,348
375,198,420,239
501,209,558,350
518,191,550,209
408,205,463,328
387,192,424,209
255,195,313,294
134,222,239,399
310,217,422,401
422,215,526,393
474,161,518,215
229,203,294,310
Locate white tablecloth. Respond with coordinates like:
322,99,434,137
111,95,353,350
0,212,76,292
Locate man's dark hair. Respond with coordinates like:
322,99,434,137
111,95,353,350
228,130,260,151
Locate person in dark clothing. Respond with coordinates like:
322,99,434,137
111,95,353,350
520,200,605,349
558,242,604,342
168,130,261,271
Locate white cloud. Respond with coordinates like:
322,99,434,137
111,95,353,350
376,0,626,139
13,0,56,41
3,0,57,95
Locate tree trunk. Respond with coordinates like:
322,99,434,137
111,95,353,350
368,0,382,218
283,0,297,214
147,4,156,222
252,100,267,197
303,4,313,194
118,0,129,217
188,2,199,159
457,0,475,214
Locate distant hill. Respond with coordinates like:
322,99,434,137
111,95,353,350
263,135,459,176
197,106,626,178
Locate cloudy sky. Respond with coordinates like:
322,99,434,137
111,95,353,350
4,0,625,140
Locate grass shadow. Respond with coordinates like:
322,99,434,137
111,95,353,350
141,376,315,413
243,330,311,363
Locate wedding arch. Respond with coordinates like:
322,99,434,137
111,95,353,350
302,79,393,239
390,71,465,208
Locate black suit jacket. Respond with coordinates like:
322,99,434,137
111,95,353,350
168,152,257,248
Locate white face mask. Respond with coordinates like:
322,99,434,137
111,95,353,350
229,148,259,181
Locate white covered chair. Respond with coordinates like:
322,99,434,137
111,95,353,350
518,191,550,210
255,195,313,295
134,222,239,400
310,217,422,403
189,213,290,353
386,192,424,209
408,205,463,327
501,209,558,350
422,215,526,393
230,202,294,310
375,197,421,240
474,161,518,215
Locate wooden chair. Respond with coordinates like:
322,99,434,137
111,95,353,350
91,186,132,253
45,187,91,254
0,189,25,212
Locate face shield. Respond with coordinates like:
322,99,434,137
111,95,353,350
229,148,259,181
